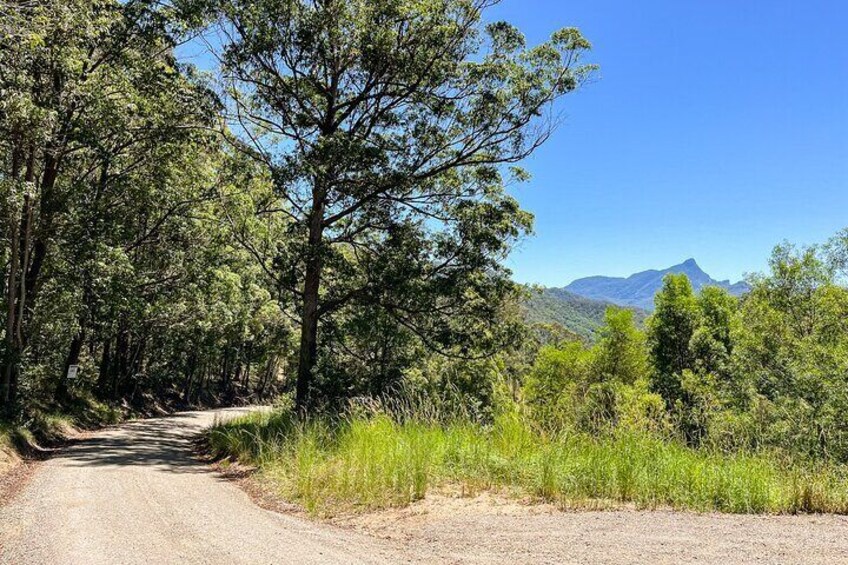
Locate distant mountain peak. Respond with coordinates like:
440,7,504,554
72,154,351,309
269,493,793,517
564,259,748,311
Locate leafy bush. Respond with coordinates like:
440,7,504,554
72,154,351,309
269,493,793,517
524,309,666,435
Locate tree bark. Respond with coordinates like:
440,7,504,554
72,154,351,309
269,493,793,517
2,200,21,408
97,339,112,397
112,328,129,400
219,346,231,397
182,352,197,403
256,356,275,399
1,145,30,410
1,145,59,411
295,197,325,411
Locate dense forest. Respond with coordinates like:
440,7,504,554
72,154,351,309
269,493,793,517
523,286,648,342
0,0,593,419
3,1,848,513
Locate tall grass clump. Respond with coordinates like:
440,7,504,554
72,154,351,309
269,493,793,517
206,400,848,516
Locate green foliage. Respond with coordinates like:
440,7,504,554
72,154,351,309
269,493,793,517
524,343,590,430
522,238,848,467
211,0,596,407
731,243,848,461
0,0,291,417
523,286,648,342
646,274,701,405
3,2,848,521
524,309,665,435
691,286,739,377
592,308,649,385
630,238,848,461
210,406,848,516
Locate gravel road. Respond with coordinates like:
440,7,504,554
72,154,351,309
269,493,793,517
2,407,847,565
348,494,848,564
0,408,403,564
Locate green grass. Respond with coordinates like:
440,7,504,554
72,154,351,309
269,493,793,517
0,411,76,472
0,394,124,473
0,421,29,472
207,408,848,516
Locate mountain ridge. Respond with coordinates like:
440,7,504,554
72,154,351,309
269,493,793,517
564,259,748,311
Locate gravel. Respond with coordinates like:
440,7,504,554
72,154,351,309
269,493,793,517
2,407,847,564
0,408,403,564
342,493,848,564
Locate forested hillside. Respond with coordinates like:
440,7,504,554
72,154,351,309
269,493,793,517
523,287,648,341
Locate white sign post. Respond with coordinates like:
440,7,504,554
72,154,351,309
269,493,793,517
67,365,79,380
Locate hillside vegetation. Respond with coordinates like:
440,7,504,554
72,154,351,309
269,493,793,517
1,0,594,425
210,408,848,516
213,231,848,515
3,0,848,521
0,0,604,501
523,287,648,341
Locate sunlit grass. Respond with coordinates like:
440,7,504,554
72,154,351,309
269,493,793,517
0,395,123,470
207,408,848,516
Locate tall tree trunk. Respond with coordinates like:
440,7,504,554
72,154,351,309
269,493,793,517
97,339,112,397
197,364,209,404
242,361,251,390
2,146,59,411
257,355,277,399
23,152,60,307
241,343,253,390
231,343,243,399
1,145,32,410
112,328,129,400
219,346,231,397
182,352,197,404
295,194,325,411
2,201,21,409
130,337,146,404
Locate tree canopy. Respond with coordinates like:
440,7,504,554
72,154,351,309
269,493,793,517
209,0,596,408
0,0,594,416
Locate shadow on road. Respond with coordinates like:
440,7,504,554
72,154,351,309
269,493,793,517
57,413,213,473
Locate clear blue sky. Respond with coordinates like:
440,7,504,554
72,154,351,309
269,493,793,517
487,0,848,286
178,1,847,287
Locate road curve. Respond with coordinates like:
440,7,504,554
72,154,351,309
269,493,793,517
4,408,848,564
0,408,403,565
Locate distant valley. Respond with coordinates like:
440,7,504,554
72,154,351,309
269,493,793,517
524,259,748,340
523,288,648,341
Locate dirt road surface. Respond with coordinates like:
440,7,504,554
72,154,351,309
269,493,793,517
0,408,403,564
2,407,847,564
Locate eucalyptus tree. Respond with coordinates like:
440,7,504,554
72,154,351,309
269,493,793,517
213,0,596,408
0,0,218,409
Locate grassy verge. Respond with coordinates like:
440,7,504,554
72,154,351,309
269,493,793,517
0,412,78,475
0,394,125,474
207,409,848,516
0,423,24,474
